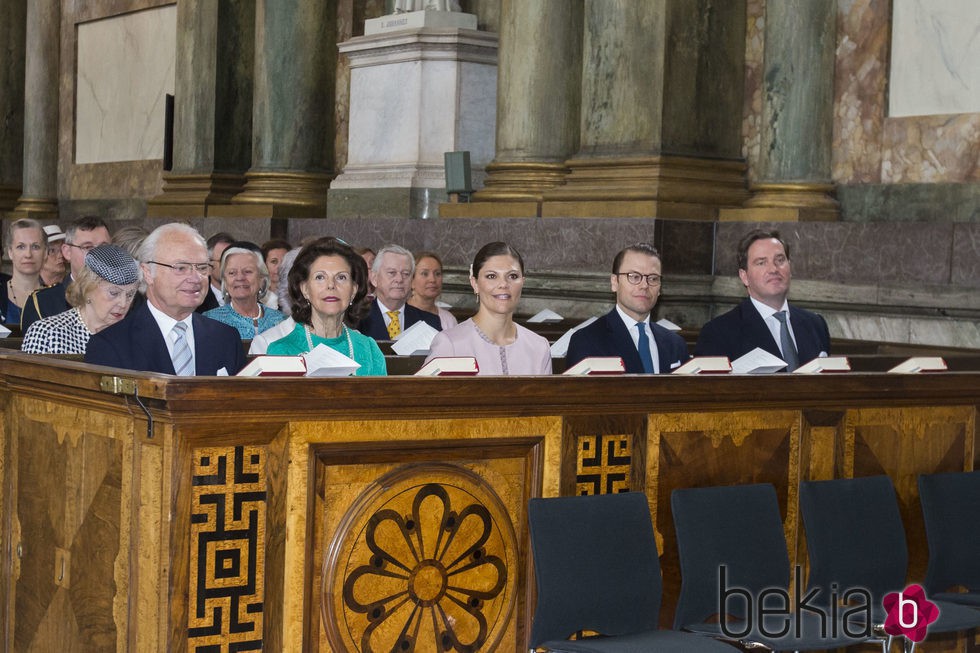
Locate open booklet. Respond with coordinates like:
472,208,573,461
550,316,599,358
792,356,851,374
414,357,479,376
236,344,361,377
672,356,732,375
527,308,564,324
562,356,626,375
887,357,947,374
391,321,440,356
730,347,787,374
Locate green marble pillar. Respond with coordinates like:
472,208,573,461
458,0,583,217
14,0,59,218
743,0,838,220
150,0,255,217
232,0,336,217
542,0,749,219
0,0,26,212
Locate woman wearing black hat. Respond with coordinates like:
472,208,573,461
22,244,141,354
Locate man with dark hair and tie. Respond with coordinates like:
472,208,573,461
694,229,830,371
86,223,245,376
357,244,441,341
21,215,112,332
566,243,689,373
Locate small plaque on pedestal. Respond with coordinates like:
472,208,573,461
365,10,477,35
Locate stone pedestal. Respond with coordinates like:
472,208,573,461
327,22,497,219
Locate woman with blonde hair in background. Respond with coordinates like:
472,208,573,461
3,218,46,327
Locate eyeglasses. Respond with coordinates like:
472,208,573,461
148,261,212,276
616,272,662,286
64,243,98,253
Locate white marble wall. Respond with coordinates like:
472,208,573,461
75,4,176,164
889,0,980,117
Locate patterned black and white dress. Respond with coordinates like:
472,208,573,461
21,308,93,354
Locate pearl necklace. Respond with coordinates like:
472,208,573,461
304,323,355,359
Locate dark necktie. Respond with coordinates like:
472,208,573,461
636,322,655,374
773,311,799,372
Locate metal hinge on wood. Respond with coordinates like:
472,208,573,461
99,375,154,438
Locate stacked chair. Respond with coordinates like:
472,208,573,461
527,492,736,652
670,483,882,652
918,470,980,607
799,475,980,652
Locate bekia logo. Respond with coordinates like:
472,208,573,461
882,584,940,644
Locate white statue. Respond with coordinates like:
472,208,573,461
394,0,461,13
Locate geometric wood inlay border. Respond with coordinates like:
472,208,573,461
576,434,632,495
188,445,267,652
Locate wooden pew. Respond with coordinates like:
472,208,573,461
1,353,977,651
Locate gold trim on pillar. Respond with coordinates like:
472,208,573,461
720,182,840,222
539,155,750,220
439,161,568,218
219,170,332,218
11,195,58,220
147,173,248,218
0,185,22,213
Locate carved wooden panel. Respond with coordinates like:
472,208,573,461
307,427,546,653
323,464,517,652
11,402,125,652
188,445,267,652
847,406,975,584
648,409,801,628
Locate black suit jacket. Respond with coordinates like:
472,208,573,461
195,286,221,314
566,309,690,373
357,300,441,341
86,302,246,375
694,298,830,365
21,277,71,332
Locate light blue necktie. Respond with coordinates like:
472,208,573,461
636,322,655,374
773,311,799,372
171,322,194,376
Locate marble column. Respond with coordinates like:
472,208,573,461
444,0,583,218
736,0,839,221
541,0,749,219
14,0,59,219
0,0,26,212
229,0,336,218
149,0,255,218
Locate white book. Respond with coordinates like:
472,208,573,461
0,324,11,337
391,320,440,355
672,356,732,375
887,357,948,374
303,344,361,377
528,308,564,324
414,357,480,376
237,355,307,377
550,316,599,358
435,300,453,309
731,347,787,374
562,357,626,376
793,356,851,374
655,318,682,332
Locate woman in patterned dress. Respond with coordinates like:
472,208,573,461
21,244,140,354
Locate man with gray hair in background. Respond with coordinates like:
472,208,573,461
357,244,441,341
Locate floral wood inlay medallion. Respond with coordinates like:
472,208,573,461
323,464,518,652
